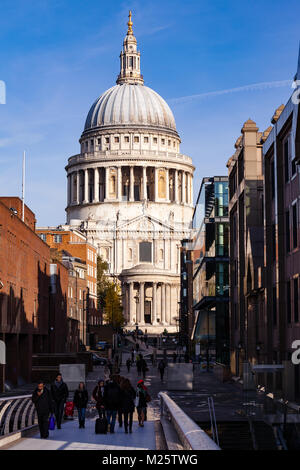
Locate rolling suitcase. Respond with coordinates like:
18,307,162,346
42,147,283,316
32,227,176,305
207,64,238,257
95,417,108,434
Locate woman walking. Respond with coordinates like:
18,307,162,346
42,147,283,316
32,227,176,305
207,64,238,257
92,380,106,418
120,378,136,434
73,382,88,428
136,379,150,427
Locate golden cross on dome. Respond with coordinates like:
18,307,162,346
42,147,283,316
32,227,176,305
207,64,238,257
127,10,133,35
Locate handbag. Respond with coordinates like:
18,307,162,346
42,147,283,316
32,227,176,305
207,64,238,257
48,414,55,430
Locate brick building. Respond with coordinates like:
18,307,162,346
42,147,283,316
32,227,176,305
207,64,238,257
227,120,265,375
0,198,50,387
36,226,100,347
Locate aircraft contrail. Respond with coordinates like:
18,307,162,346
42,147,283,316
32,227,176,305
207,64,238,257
168,79,292,104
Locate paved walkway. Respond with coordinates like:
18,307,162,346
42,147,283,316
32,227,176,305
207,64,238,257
4,354,161,451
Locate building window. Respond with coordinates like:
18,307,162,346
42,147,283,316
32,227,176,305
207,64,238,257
286,210,290,253
134,136,139,143
105,137,109,144
168,139,171,146
124,136,130,143
161,138,165,145
39,234,46,242
153,137,157,144
114,136,119,143
271,159,275,199
292,158,297,176
287,280,291,323
144,137,149,143
294,278,299,323
284,139,289,182
54,234,62,243
292,203,298,249
139,241,152,262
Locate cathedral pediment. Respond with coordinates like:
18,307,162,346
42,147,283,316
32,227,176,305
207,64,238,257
116,214,174,233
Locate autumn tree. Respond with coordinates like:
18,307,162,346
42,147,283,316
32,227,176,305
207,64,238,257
97,256,124,328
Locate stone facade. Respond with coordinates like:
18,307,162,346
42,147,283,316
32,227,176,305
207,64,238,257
64,14,194,333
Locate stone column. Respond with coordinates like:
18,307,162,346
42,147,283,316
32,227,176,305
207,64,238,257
76,170,80,204
154,167,158,201
93,168,99,203
67,174,71,205
129,166,134,201
181,171,186,204
166,168,170,202
152,282,157,325
117,166,122,201
140,282,145,325
129,281,134,324
161,283,166,324
143,166,147,200
175,170,179,204
105,167,109,200
190,173,193,205
83,169,89,204
165,283,169,324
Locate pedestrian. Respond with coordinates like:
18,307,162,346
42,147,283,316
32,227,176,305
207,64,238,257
131,348,135,362
140,355,148,379
173,352,177,363
114,375,124,428
120,378,135,434
50,373,69,429
158,359,166,381
136,342,140,352
136,379,150,427
73,382,88,428
136,355,142,376
126,358,132,373
32,381,53,439
104,365,110,382
92,379,106,418
107,360,113,375
104,375,122,434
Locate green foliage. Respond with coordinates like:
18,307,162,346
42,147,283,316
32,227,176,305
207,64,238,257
97,256,125,328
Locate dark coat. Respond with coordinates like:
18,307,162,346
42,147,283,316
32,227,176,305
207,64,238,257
120,386,136,413
104,381,121,411
73,389,88,409
32,387,53,415
141,359,147,372
137,387,147,408
92,385,105,409
50,381,69,403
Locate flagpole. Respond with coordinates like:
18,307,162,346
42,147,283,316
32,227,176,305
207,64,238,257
22,151,25,221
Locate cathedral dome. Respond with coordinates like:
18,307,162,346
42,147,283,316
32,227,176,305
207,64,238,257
84,83,177,133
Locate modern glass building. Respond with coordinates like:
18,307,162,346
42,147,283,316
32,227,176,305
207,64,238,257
191,176,230,364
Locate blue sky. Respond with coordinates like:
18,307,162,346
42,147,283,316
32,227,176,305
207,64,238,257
0,0,299,226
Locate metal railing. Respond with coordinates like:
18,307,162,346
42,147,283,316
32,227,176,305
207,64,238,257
0,395,37,437
159,392,220,450
208,396,219,446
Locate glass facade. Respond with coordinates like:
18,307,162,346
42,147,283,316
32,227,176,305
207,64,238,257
192,177,229,364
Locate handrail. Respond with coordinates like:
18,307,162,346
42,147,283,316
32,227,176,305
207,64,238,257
208,396,219,446
159,392,220,450
0,395,37,437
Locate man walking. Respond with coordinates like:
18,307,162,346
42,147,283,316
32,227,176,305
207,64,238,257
126,358,132,373
104,375,122,434
158,359,166,382
32,381,53,439
50,373,68,429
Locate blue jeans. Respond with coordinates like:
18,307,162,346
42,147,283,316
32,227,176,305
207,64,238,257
106,410,117,432
78,408,86,423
